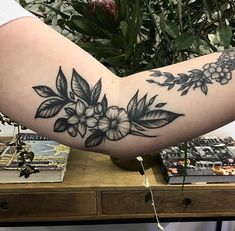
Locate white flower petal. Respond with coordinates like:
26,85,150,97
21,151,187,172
106,129,121,141
211,63,217,68
85,106,95,117
117,121,131,136
76,100,86,115
203,64,210,69
86,117,97,128
98,117,110,132
204,70,211,77
118,108,129,122
77,123,86,137
211,72,220,79
68,126,77,137
220,78,228,85
226,73,232,80
67,116,79,125
106,106,119,119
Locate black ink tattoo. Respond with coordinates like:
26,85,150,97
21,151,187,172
147,48,235,95
33,67,183,148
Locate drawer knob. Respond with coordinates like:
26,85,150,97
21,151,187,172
182,198,191,206
0,202,9,210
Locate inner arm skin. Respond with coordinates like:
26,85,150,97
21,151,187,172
0,18,235,159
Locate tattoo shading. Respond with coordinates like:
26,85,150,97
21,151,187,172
147,48,235,95
33,67,183,148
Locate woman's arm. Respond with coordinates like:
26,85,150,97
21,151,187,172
0,18,235,159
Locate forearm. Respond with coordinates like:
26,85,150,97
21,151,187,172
0,18,235,159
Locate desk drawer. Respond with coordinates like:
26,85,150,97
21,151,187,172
102,190,235,216
0,191,97,220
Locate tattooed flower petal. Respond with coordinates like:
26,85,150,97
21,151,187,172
86,117,98,128
106,106,119,119
76,99,86,115
68,126,77,137
77,123,86,137
98,107,131,141
67,115,79,125
95,103,103,114
85,106,95,117
106,129,121,141
98,117,110,132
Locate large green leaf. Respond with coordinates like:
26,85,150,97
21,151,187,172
93,6,117,32
80,42,121,57
43,4,70,20
216,24,232,48
72,2,94,18
69,15,109,38
164,20,179,39
104,54,126,64
174,33,196,50
117,0,128,20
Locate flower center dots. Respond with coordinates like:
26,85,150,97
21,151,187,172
110,119,118,129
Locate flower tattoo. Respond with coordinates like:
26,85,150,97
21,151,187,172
33,67,183,148
147,48,235,95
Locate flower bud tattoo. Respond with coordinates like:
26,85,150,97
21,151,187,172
147,48,235,95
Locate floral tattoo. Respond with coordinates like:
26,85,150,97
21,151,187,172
33,67,183,148
147,48,235,95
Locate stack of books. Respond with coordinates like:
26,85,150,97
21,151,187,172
160,136,235,184
0,133,70,183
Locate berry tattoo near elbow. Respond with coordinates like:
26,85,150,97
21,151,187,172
147,48,235,95
33,67,183,148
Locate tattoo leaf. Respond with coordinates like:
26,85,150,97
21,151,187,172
136,94,147,117
155,103,167,108
130,130,156,137
168,83,175,90
101,94,108,112
146,79,157,84
64,107,75,116
189,69,204,78
132,123,146,131
127,90,138,118
181,89,189,96
85,131,105,148
164,72,175,79
150,70,162,77
200,84,208,95
69,91,75,100
56,67,68,98
33,86,58,98
90,79,102,105
78,123,86,138
148,95,157,106
177,73,189,84
137,110,184,129
54,118,69,132
71,68,91,103
35,98,66,118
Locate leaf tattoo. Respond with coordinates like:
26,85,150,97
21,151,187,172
147,48,235,95
33,67,184,148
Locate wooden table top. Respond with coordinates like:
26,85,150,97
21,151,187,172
0,141,235,222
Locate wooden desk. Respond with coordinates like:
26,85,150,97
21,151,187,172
0,148,235,223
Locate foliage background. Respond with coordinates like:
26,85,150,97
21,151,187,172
17,0,235,77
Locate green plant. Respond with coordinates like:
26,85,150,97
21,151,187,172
0,113,38,178
21,0,235,76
